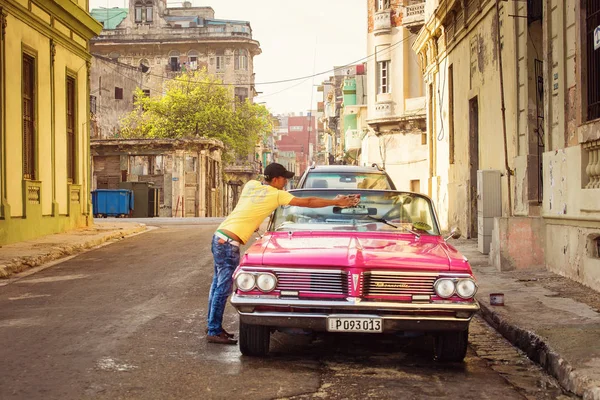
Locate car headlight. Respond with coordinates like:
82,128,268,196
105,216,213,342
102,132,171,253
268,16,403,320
456,279,477,299
256,273,277,292
236,273,256,292
434,278,456,298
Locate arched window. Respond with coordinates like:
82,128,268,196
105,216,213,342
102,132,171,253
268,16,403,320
188,50,199,70
168,51,180,72
234,49,248,71
215,49,224,71
145,1,153,22
134,1,143,23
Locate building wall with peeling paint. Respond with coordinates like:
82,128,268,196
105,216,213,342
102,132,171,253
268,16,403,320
415,0,521,238
541,1,600,291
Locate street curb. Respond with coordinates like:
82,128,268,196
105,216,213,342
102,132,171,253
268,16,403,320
0,224,147,279
478,300,600,400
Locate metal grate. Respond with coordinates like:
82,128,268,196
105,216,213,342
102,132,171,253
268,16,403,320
66,76,76,184
363,272,436,297
587,0,600,121
275,270,348,295
22,54,35,180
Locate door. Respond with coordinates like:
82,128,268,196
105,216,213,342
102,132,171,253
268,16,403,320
468,97,479,238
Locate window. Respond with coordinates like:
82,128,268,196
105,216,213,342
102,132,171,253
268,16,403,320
66,76,76,184
216,50,224,71
188,50,199,70
376,0,390,11
448,64,455,164
377,61,390,94
134,2,143,23
235,87,248,103
169,51,180,72
145,2,153,22
139,58,150,73
234,49,248,71
115,87,123,100
587,0,600,121
142,89,150,97
23,53,36,180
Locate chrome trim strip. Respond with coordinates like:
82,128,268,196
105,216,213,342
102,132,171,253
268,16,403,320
231,294,480,312
239,267,474,279
237,266,345,275
238,311,475,322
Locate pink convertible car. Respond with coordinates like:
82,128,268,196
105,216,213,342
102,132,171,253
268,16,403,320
230,189,479,362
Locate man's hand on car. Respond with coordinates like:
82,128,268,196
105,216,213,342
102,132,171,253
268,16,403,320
335,194,361,208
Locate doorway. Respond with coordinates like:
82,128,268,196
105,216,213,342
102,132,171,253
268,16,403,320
468,97,479,238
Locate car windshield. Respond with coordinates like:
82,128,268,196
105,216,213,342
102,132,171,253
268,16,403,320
270,190,440,235
303,173,391,190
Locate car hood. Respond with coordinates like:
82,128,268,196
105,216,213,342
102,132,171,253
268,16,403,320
243,232,467,272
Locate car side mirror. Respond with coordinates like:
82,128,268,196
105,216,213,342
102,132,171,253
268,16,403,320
445,227,461,241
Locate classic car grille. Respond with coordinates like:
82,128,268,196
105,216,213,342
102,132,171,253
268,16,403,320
275,270,348,295
363,272,436,296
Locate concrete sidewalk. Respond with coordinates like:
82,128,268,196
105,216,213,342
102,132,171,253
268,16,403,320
0,221,146,281
454,239,600,400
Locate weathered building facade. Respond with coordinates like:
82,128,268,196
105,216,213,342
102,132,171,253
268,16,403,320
540,1,600,291
364,0,428,211
89,0,261,138
91,138,223,217
0,0,102,245
415,0,600,291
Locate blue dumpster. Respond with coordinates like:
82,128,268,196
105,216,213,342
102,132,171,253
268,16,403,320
92,189,134,218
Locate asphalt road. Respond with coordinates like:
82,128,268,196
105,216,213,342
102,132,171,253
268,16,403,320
0,221,576,399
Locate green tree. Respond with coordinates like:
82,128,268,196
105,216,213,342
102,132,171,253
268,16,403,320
119,69,271,163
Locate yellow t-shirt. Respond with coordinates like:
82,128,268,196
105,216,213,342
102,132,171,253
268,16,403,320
217,180,295,244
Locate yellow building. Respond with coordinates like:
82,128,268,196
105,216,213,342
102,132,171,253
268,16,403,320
0,0,102,244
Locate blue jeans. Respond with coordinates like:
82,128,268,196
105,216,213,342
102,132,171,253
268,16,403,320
207,234,240,336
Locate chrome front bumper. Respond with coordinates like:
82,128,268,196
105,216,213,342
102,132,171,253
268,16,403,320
231,295,480,332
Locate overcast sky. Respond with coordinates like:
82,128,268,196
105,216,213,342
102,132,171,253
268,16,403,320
89,0,367,115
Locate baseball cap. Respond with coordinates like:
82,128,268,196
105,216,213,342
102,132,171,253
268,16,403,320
264,163,295,180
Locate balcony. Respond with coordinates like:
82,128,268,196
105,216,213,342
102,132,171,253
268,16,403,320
374,102,394,119
345,129,362,151
373,10,392,35
403,2,425,32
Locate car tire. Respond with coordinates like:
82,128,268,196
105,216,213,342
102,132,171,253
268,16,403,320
434,329,468,362
239,320,270,356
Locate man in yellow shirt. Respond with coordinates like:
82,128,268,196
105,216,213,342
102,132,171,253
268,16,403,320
207,162,359,344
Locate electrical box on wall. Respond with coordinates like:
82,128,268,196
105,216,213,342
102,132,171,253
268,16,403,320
477,170,502,254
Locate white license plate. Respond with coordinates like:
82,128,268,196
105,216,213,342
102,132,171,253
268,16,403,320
327,317,383,333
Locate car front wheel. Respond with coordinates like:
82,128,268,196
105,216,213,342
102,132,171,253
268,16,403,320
239,320,270,356
434,329,468,362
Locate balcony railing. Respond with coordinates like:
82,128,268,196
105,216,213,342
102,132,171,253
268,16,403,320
374,10,392,34
403,2,425,30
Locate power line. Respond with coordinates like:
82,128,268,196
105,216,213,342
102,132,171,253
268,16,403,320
91,33,415,89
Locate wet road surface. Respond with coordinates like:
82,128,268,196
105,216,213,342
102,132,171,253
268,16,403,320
0,222,576,399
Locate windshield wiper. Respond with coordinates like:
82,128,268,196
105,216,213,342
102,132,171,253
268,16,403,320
366,216,422,239
366,215,398,228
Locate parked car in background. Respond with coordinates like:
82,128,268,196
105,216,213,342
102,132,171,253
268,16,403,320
296,164,396,190
230,188,478,362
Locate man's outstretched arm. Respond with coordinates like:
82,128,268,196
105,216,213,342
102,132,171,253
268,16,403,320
289,195,358,209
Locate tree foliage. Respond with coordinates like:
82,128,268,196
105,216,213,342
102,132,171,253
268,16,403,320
119,69,272,163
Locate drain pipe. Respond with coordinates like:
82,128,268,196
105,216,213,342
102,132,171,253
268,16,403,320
495,0,513,216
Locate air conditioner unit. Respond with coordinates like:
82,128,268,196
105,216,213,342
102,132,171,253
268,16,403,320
477,170,502,254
